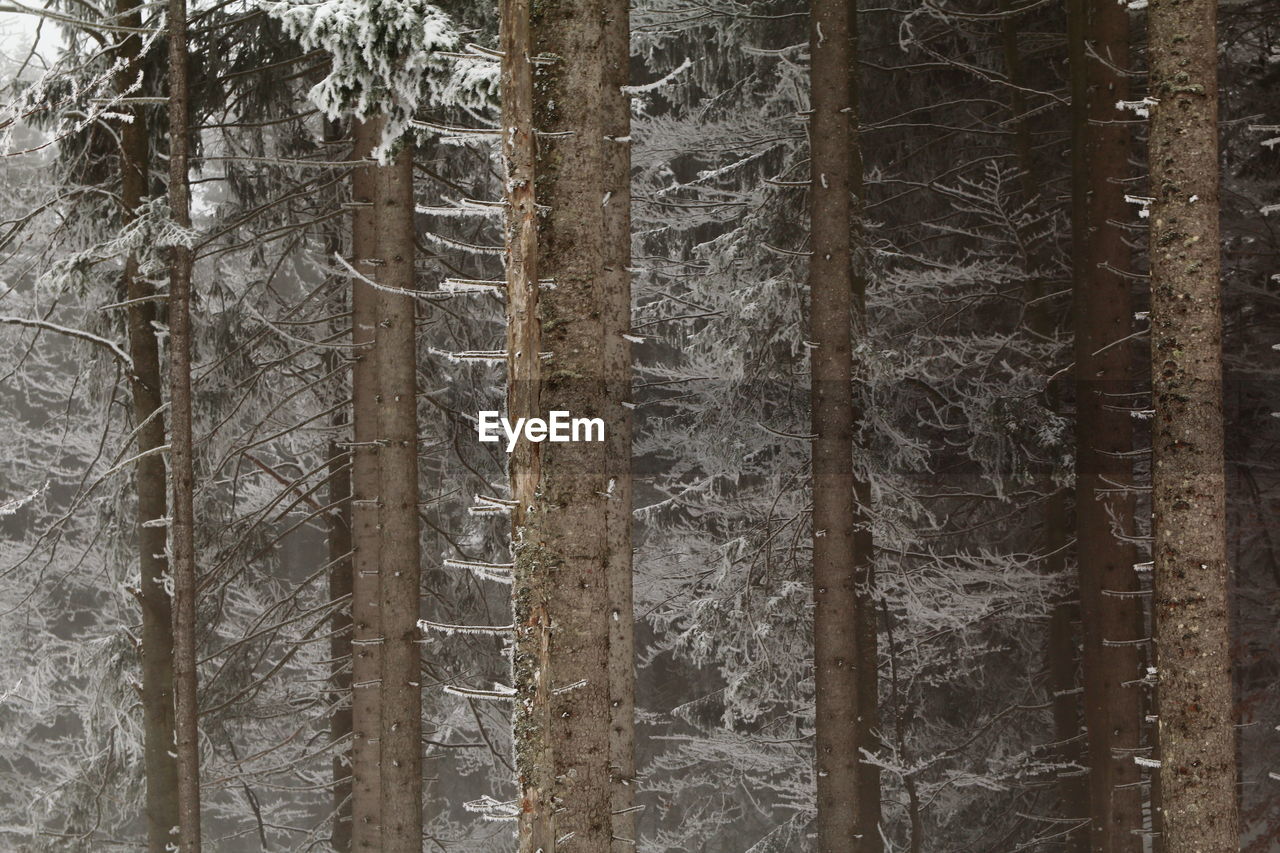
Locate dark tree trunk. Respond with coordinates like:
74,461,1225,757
602,0,637,846
324,116,354,853
810,0,878,848
1147,0,1238,848
348,117,383,852
374,144,422,853
1068,0,1147,847
116,0,180,847
165,0,200,846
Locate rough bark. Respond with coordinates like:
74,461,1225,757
165,0,201,846
324,118,354,853
116,0,180,846
501,0,614,845
810,0,877,847
535,0,613,843
374,144,422,853
1068,0,1147,847
602,0,638,846
1147,0,1239,848
500,0,557,844
348,117,382,852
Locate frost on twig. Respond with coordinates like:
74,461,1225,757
417,618,514,637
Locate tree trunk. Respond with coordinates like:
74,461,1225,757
500,1,556,845
1147,0,1238,847
501,0,614,845
374,144,422,853
1068,0,1147,847
602,0,638,847
810,0,877,847
536,0,613,842
324,118,354,853
348,117,383,853
165,0,200,846
116,0,180,847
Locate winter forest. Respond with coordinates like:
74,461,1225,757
0,0,1276,847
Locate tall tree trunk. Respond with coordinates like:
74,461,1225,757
116,1,180,847
324,116,354,853
500,2,556,846
1147,0,1238,848
501,0,613,846
165,0,200,847
810,0,877,848
535,0,612,842
602,0,638,847
1001,7,1088,846
374,144,422,853
1068,0,1147,847
348,117,382,852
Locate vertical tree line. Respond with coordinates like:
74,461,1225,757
0,0,1270,849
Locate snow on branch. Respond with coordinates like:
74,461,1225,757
0,315,134,375
442,558,514,584
463,796,519,821
266,0,498,158
622,57,693,95
417,618,513,637
0,483,47,518
442,683,516,701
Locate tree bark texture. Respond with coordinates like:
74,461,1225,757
373,144,423,853
165,0,201,846
502,0,615,845
1147,0,1239,847
116,0,180,846
500,0,556,844
348,117,383,852
810,0,878,848
535,0,613,843
602,0,638,846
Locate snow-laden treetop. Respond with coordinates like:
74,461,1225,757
266,0,495,158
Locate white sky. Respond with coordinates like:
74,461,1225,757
0,10,61,75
